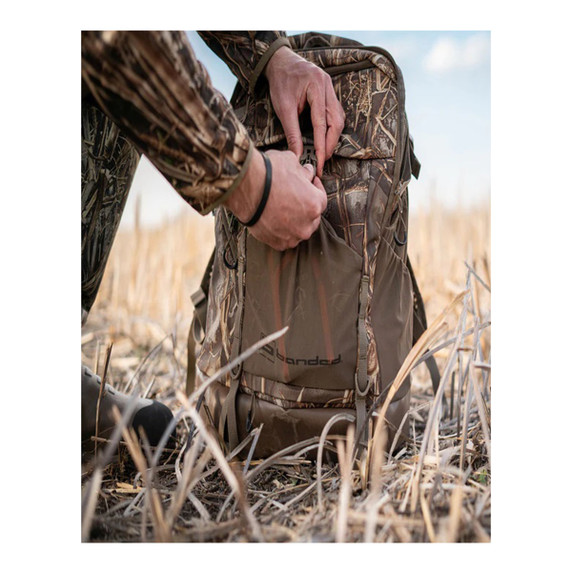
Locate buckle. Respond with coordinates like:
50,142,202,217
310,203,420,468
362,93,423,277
190,288,206,308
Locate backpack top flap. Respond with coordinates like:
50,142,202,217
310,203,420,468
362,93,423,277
230,32,416,274
231,32,408,165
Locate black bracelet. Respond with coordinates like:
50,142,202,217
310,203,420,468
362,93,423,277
243,152,272,227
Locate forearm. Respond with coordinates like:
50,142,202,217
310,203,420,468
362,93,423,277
81,30,253,214
198,31,290,95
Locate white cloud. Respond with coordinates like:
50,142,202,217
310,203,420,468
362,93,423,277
424,34,489,74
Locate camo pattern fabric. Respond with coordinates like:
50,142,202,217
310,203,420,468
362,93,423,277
198,31,289,94
238,371,355,410
82,31,253,215
197,214,244,375
198,33,413,408
231,39,400,160
81,104,140,315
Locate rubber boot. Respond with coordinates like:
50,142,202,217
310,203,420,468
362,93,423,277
81,365,175,449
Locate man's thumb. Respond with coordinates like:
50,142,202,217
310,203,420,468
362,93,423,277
302,162,316,179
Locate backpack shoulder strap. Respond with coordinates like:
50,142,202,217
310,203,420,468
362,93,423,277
186,248,215,395
406,255,441,395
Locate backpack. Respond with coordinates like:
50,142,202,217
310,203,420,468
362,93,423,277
188,32,439,458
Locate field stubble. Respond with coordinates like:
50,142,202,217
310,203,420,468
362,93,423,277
82,197,491,543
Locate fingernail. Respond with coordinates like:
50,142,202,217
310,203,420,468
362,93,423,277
303,163,315,176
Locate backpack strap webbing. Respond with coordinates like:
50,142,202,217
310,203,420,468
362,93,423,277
355,275,371,448
187,237,244,453
186,209,241,395
406,255,441,395
409,135,421,180
220,238,247,453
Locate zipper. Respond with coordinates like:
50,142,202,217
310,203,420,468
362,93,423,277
302,42,410,228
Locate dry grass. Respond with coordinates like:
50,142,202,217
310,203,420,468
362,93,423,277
81,197,491,543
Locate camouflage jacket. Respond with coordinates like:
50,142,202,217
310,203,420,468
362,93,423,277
81,31,287,214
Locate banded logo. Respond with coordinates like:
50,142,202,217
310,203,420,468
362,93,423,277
259,335,341,366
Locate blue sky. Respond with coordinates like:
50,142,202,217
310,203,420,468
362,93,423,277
123,30,490,228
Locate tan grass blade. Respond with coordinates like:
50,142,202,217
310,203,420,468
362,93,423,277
176,390,240,494
177,390,263,540
245,437,322,483
335,424,355,542
94,343,113,457
367,289,468,484
167,433,212,527
81,468,103,541
437,478,465,542
410,288,472,511
364,493,390,542
316,412,355,510
116,409,171,541
470,361,491,459
419,490,436,542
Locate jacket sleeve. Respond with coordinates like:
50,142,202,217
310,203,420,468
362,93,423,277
197,31,290,95
81,30,253,215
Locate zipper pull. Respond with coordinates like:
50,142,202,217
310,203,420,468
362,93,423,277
300,146,317,171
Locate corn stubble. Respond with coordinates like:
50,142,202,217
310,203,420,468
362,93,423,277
82,199,491,542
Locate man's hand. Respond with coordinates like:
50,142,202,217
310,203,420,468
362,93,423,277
225,149,327,251
264,46,345,177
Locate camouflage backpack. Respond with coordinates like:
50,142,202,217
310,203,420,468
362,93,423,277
188,32,439,457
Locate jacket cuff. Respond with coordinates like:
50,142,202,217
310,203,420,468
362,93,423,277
248,36,291,95
200,141,254,215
